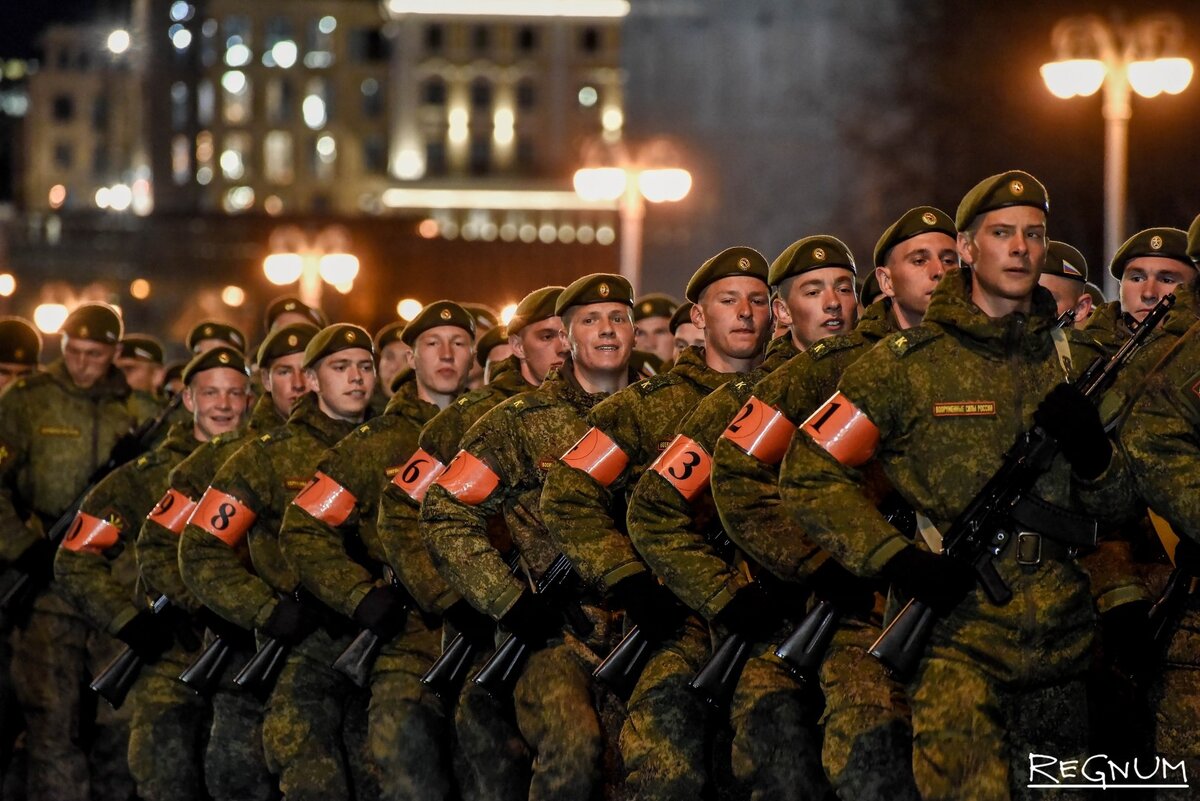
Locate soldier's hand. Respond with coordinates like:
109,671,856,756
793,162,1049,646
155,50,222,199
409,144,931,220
261,593,318,645
806,559,876,619
116,610,175,661
713,583,783,642
1034,383,1111,479
1173,535,1200,575
1102,600,1155,682
499,592,561,644
352,585,410,642
443,600,496,648
881,546,975,614
609,573,687,640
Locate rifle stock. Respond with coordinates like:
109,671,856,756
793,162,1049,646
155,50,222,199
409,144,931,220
332,629,382,689
420,632,477,698
233,636,287,696
688,634,750,708
1148,567,1195,656
90,594,173,709
592,625,652,697
774,600,840,677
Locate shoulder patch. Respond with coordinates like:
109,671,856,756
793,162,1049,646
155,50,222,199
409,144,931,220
510,393,550,414
808,334,863,361
886,327,940,358
259,433,272,443
634,373,677,397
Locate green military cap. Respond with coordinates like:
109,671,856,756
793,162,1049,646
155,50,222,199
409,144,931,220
1109,227,1193,279
373,320,407,353
62,302,122,344
1189,213,1200,264
463,303,500,332
507,286,564,335
668,301,694,335
633,293,679,322
858,271,883,307
186,320,247,354
556,273,634,315
686,247,770,302
769,236,855,287
181,345,251,384
873,206,956,267
1043,241,1089,283
401,300,476,346
265,295,327,331
117,335,164,364
476,326,507,367
257,322,319,367
1084,281,1107,305
0,317,41,365
304,323,375,369
162,360,186,387
955,169,1049,232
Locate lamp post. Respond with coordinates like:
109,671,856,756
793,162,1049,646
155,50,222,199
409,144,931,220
1040,13,1193,297
262,225,360,309
573,138,692,295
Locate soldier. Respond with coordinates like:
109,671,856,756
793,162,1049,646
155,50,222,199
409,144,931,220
669,302,702,358
778,171,1133,800
464,304,500,390
378,286,564,801
179,323,380,801
115,335,165,397
421,274,636,801
0,317,40,391
0,302,155,801
633,293,680,364
857,269,885,310
161,360,186,398
280,302,476,801
175,322,317,801
1081,282,1106,325
476,326,512,382
374,320,411,402
265,295,327,332
540,248,773,801
185,321,247,355
53,345,251,801
1037,241,1092,321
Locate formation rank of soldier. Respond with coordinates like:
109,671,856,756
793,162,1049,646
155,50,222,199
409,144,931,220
1,168,1199,801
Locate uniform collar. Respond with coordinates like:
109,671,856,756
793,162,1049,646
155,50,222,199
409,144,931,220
856,297,899,342
668,344,742,393
923,267,1059,359
286,391,360,446
487,355,530,395
544,361,611,413
383,375,441,427
761,334,799,373
45,359,131,401
248,392,286,434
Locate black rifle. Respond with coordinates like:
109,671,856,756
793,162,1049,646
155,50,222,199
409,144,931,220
1148,565,1196,656
178,615,255,696
1056,307,1077,329
0,393,184,628
90,594,201,709
234,588,319,696
870,293,1175,680
332,570,407,689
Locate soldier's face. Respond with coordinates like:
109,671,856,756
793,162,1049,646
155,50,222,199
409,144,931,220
775,268,857,350
673,323,704,358
958,206,1047,313
184,367,250,441
116,358,160,393
879,232,957,327
695,276,773,360
264,352,308,417
62,337,117,389
567,302,635,376
635,316,674,363
1120,257,1196,322
1038,274,1087,318
412,325,474,401
377,341,412,397
511,317,568,385
0,362,33,390
306,347,376,422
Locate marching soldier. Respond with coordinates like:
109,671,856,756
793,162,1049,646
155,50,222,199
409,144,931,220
373,320,410,412
669,301,703,359
114,335,165,399
1037,241,1093,321
264,295,326,332
0,317,40,392
185,321,247,356
633,293,680,365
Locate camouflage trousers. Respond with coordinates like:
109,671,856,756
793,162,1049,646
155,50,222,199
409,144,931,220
818,619,918,801
126,646,210,801
1150,601,1200,801
262,629,379,801
207,643,273,801
621,615,711,801
454,631,531,801
0,631,21,792
369,615,451,801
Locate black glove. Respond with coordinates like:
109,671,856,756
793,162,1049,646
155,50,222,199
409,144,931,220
807,559,876,619
498,592,562,644
1173,536,1200,576
712,583,783,642
443,600,496,648
351,585,410,642
1101,601,1155,681
1033,383,1111,480
11,537,55,577
881,547,976,614
197,607,255,650
609,573,688,640
261,593,318,645
116,610,175,661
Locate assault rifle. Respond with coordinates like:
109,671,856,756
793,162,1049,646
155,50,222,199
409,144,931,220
332,569,408,689
90,593,200,709
178,613,256,696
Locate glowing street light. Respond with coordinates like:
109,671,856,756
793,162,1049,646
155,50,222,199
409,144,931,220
107,29,131,55
1041,13,1193,297
33,304,70,334
263,225,359,308
0,274,15,297
573,138,692,294
500,303,518,327
397,298,423,321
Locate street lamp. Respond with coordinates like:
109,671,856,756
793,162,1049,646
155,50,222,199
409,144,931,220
573,138,692,295
1040,13,1193,297
263,225,360,309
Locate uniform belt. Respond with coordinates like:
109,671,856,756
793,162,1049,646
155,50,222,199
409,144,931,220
1006,531,1078,566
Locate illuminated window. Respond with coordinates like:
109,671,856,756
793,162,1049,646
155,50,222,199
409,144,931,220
470,78,492,110
221,70,251,124
306,16,336,68
224,16,251,52
264,131,294,184
52,94,73,122
266,78,293,124
221,132,251,180
422,77,446,106
516,26,537,52
172,135,190,185
196,130,214,184
197,80,214,125
200,18,218,66
517,79,536,110
312,134,336,181
171,82,189,129
302,78,329,129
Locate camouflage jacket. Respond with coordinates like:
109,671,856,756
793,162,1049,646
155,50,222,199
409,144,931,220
379,355,530,614
421,363,611,620
176,392,357,631
279,376,440,619
53,421,199,634
710,299,898,584
625,335,799,618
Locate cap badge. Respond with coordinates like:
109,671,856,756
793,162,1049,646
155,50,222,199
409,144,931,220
346,330,356,342
79,326,89,337
813,247,827,261
440,308,452,320
218,352,230,364
13,348,23,359
642,302,652,313
1151,235,1163,250
285,302,296,310
599,283,610,297
1062,262,1082,277
1010,180,1024,195
287,334,298,346
204,326,213,336
921,212,937,225
737,257,751,270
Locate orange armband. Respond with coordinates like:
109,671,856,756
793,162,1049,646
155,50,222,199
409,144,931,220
61,512,120,555
649,435,712,502
720,396,796,464
436,450,501,506
192,487,257,547
292,471,357,527
560,427,629,487
391,448,446,503
800,391,879,467
146,488,197,535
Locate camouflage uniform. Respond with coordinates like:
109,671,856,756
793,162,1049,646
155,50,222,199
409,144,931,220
421,363,618,801
178,392,377,801
540,345,746,801
710,299,918,800
0,361,154,801
376,354,531,801
279,374,446,801
778,269,1133,801
174,393,283,801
